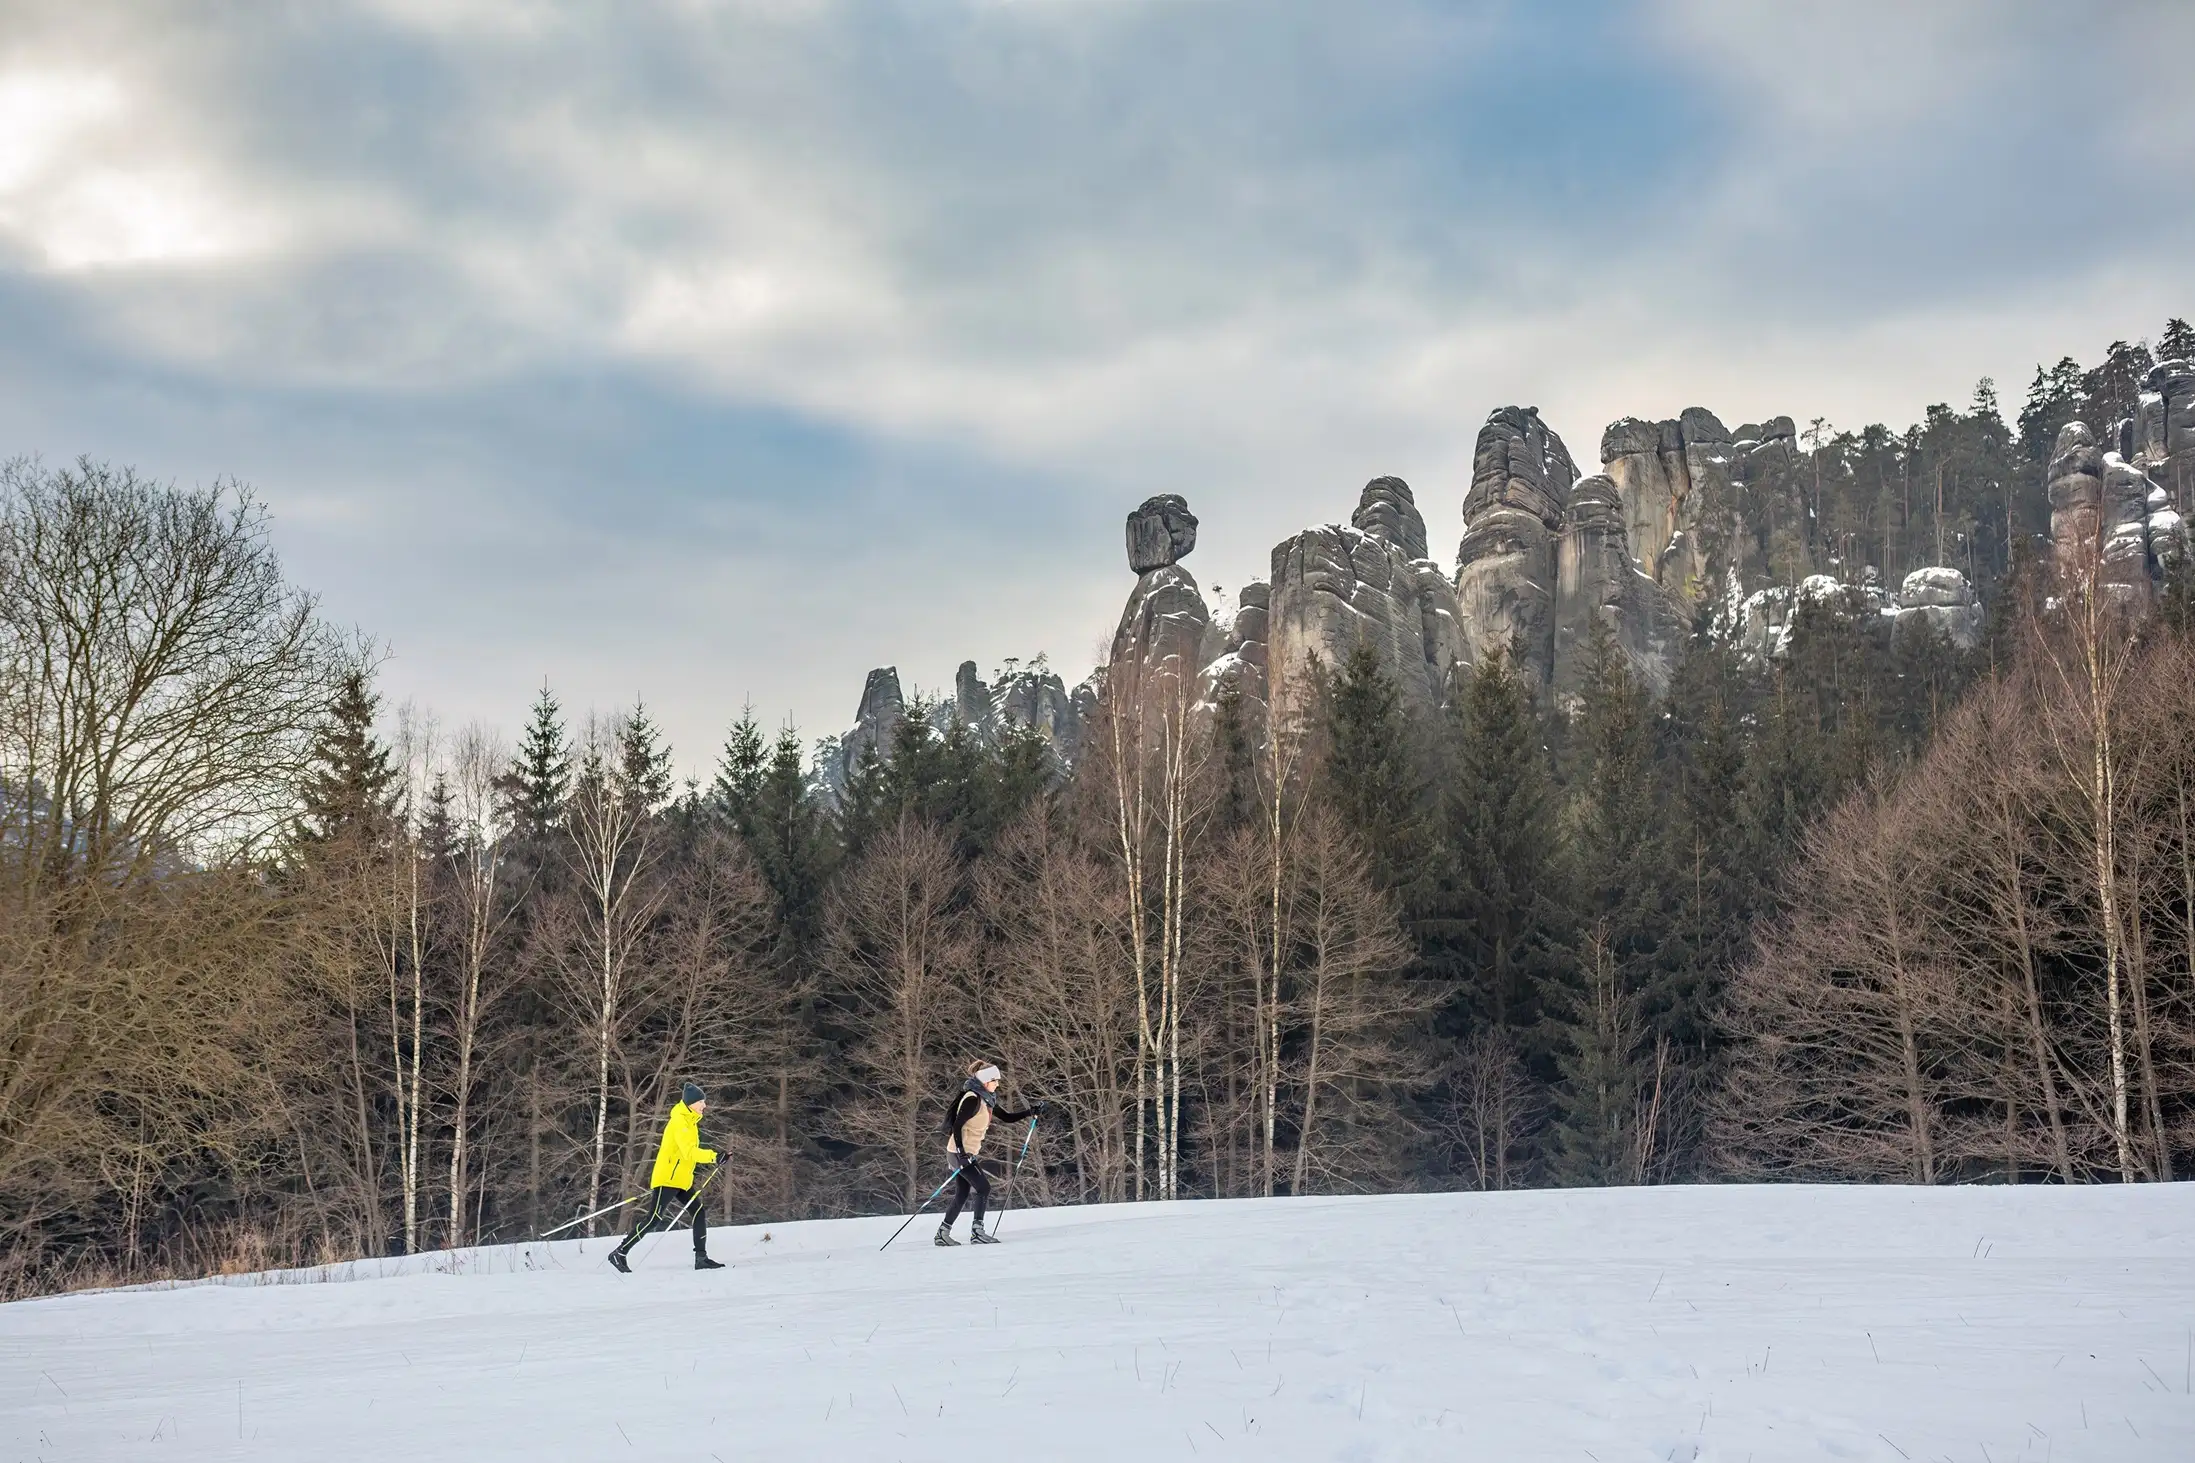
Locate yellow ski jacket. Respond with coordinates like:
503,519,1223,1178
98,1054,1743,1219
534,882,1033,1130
647,1101,717,1190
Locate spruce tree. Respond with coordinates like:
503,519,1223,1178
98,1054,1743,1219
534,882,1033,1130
1211,686,1261,834
296,665,398,850
1560,621,1668,978
1321,642,1438,909
740,726,836,950
1544,926,1647,1186
617,702,674,813
1655,628,1749,1061
1736,668,1829,895
2161,316,2195,364
1542,622,1667,1185
712,709,768,826
420,772,459,866
1435,647,1558,1033
497,684,571,843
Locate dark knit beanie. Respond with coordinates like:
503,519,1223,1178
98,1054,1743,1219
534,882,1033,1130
682,1082,705,1107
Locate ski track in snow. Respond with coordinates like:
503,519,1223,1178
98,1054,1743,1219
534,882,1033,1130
3,1185,2191,1461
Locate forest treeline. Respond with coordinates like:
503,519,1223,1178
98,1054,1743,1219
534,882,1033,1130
4,329,2193,1297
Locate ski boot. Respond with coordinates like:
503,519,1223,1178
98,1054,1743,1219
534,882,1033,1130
607,1249,631,1274
969,1222,1000,1245
695,1253,725,1271
933,1223,960,1247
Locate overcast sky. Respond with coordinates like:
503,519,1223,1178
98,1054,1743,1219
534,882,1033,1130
3,0,2190,778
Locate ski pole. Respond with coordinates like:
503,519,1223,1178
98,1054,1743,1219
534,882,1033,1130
636,1163,728,1264
991,1116,1040,1238
879,1166,963,1253
537,1194,642,1240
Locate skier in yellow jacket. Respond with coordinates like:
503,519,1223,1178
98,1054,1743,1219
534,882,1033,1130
609,1083,722,1273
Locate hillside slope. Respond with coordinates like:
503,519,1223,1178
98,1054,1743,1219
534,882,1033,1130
5,1185,2191,1461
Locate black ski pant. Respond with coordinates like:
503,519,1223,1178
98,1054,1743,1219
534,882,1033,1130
940,1157,991,1229
613,1184,707,1257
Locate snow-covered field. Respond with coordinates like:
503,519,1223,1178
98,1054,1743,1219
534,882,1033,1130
4,1185,2191,1462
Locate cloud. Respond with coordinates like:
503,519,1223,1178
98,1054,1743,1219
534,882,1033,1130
0,0,2187,771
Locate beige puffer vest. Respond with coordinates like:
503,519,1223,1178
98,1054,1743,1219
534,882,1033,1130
948,1088,994,1158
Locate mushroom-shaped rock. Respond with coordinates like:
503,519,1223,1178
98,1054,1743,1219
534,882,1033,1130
1127,495,1199,573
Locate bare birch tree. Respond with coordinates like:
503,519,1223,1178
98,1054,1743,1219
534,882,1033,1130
442,725,518,1246
556,714,670,1228
2025,547,2144,1179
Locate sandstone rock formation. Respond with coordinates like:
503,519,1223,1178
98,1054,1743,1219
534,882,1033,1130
1891,567,1983,652
1554,472,1682,697
823,656,1094,802
1455,407,1571,683
2135,358,2195,488
1126,495,1199,574
929,660,998,741
1600,409,1803,609
2100,453,2156,605
829,665,908,793
1109,497,1218,731
2049,423,2106,583
1266,477,1467,730
995,662,1089,759
1734,573,1892,661
1456,408,1680,698
2044,359,2195,602
1201,580,1270,738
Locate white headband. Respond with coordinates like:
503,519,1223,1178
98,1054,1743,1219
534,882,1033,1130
976,1065,1001,1084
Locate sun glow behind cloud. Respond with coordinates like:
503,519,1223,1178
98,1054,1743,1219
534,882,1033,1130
0,69,278,270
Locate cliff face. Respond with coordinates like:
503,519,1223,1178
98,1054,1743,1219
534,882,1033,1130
1600,410,1804,610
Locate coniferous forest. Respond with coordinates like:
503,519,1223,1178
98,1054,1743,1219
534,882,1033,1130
5,325,2194,1298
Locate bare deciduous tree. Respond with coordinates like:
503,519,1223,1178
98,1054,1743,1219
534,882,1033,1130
555,716,671,1227
826,814,969,1207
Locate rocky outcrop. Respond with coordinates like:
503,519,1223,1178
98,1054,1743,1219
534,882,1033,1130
1455,407,1571,684
1127,495,1199,574
1554,473,1683,697
1110,498,1218,727
1733,566,1981,660
1601,409,1803,608
822,656,1094,802
1891,567,1983,652
1202,581,1270,738
1455,408,1681,696
2049,423,2107,584
994,662,1089,759
927,661,998,741
827,666,908,793
2100,453,2156,604
2046,359,2195,602
2135,359,2195,486
1734,574,1892,661
1266,477,1467,730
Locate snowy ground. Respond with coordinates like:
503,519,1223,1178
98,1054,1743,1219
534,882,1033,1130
4,1185,2191,1462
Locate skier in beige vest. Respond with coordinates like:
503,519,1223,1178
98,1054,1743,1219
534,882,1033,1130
937,1059,1044,1246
